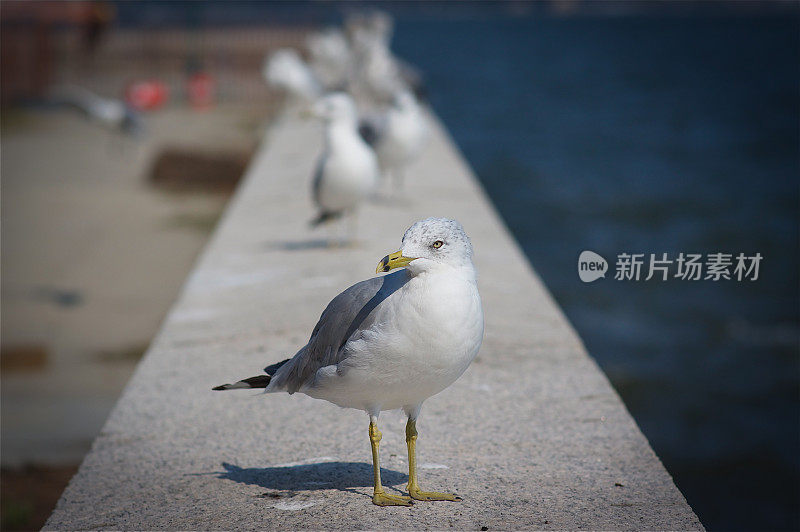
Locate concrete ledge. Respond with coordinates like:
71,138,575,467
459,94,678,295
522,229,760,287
46,112,703,530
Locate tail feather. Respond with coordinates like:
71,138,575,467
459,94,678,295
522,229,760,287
213,375,270,391
213,358,291,391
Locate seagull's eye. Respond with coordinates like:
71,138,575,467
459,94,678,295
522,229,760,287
432,240,444,249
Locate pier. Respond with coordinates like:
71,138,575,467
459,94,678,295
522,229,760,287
46,111,703,530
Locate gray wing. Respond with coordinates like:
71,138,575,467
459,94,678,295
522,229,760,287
358,112,387,147
270,270,408,393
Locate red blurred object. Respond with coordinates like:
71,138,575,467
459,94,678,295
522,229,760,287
187,72,216,110
124,80,168,111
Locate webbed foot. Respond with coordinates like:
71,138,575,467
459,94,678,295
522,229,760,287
372,489,413,507
408,486,461,502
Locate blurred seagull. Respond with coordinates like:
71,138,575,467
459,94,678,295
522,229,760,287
370,91,429,192
49,85,142,136
308,93,379,243
346,11,406,106
263,48,322,107
307,28,352,91
345,10,425,106
215,217,485,507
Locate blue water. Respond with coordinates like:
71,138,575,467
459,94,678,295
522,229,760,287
392,13,799,531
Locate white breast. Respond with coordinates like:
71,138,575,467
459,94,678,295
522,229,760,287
317,126,379,212
305,271,484,412
376,109,428,168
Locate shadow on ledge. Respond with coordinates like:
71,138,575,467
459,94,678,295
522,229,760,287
216,461,408,493
262,239,332,252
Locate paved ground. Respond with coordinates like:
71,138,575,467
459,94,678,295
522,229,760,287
45,112,703,530
1,104,267,466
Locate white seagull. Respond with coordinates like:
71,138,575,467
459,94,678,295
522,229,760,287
372,91,430,192
346,11,407,107
307,28,352,91
308,93,379,243
214,217,485,507
263,48,322,107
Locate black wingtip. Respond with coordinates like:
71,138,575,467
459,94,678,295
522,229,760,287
242,375,271,388
310,211,343,227
264,358,291,375
212,374,271,391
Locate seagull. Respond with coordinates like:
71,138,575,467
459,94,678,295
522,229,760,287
49,85,143,136
346,11,407,106
263,48,322,107
372,91,429,192
342,10,426,107
307,28,352,91
214,217,485,507
308,93,379,243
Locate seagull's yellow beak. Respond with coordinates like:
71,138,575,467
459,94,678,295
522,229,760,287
376,250,416,274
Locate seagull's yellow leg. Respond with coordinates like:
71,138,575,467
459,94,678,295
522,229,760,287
405,419,461,502
369,420,413,507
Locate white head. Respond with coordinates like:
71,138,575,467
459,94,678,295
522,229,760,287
366,10,394,46
307,28,349,64
347,10,394,50
264,49,321,102
377,218,475,277
310,92,358,124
